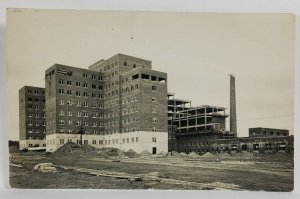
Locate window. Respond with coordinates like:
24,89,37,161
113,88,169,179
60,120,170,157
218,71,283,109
84,121,88,126
59,79,64,85
59,110,64,116
152,97,156,102
83,102,88,107
83,112,88,117
152,137,157,142
83,92,88,97
59,120,65,125
60,139,64,144
83,73,88,78
152,107,156,113
136,137,139,142
92,75,96,80
68,111,72,116
152,127,156,132
59,89,64,95
67,90,72,95
28,90,32,94
152,85,157,91
124,62,127,66
34,90,39,95
92,84,96,89
76,91,81,97
76,82,81,87
83,83,88,88
35,105,39,110
92,140,96,144
59,99,64,105
77,112,81,117
277,132,281,136
68,120,72,125
67,80,72,85
27,97,32,101
98,85,103,90
153,118,157,123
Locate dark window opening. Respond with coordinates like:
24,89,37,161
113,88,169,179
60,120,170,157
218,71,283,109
132,74,139,80
152,147,157,155
158,77,166,83
151,76,157,81
141,74,150,79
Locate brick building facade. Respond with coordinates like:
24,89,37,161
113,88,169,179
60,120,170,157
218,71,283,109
19,86,46,149
45,54,168,153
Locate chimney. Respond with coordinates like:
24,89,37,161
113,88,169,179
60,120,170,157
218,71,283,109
229,74,237,136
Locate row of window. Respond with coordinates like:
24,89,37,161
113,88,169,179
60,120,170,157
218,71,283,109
58,99,104,109
49,136,158,146
27,97,45,102
27,89,44,95
27,105,45,110
132,73,166,83
28,113,46,118
28,128,46,133
28,121,46,126
59,80,104,88
252,131,287,136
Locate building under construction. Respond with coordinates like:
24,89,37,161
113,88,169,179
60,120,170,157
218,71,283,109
167,93,236,152
168,75,293,154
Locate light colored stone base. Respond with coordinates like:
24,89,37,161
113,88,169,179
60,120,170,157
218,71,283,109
46,131,168,154
19,139,46,150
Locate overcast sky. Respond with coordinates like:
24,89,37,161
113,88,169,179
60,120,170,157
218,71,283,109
7,9,295,140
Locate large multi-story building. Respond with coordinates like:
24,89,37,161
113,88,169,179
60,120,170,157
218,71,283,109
19,86,46,150
45,54,168,153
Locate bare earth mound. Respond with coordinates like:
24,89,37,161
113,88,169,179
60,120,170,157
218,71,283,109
187,152,199,159
202,152,216,158
139,150,152,157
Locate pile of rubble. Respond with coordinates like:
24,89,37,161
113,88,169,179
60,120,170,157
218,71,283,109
34,163,57,173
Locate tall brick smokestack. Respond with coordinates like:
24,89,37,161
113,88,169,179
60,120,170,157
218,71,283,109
230,74,237,136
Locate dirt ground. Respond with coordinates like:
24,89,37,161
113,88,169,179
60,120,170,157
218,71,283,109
9,149,294,191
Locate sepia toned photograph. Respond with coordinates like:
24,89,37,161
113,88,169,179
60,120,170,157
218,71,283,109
7,9,295,191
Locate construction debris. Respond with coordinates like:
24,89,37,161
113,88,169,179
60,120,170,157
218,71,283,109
124,149,139,158
34,163,57,173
